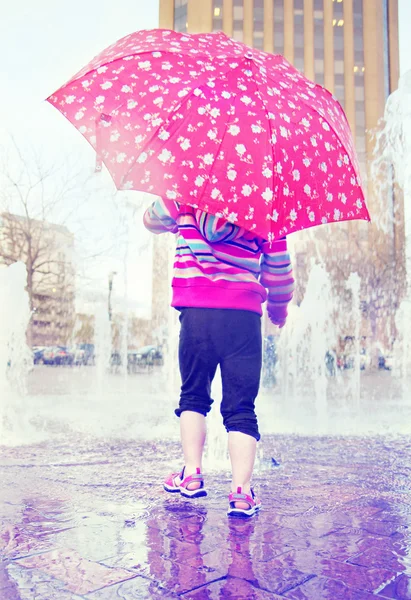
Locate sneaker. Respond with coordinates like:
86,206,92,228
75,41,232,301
227,487,262,517
163,467,207,499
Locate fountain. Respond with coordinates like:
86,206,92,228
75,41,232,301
346,272,362,406
372,70,411,390
1,72,411,454
203,368,230,471
276,263,338,426
94,304,112,394
0,262,32,443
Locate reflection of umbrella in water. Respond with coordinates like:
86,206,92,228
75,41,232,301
47,29,370,241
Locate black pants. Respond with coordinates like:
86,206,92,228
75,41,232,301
176,308,262,441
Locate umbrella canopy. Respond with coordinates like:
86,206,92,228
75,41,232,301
47,29,370,241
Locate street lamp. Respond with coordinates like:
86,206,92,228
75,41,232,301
108,271,117,321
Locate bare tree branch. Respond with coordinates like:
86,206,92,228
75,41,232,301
0,138,119,346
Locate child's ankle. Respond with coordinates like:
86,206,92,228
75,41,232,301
180,466,202,491
185,464,202,476
231,484,252,496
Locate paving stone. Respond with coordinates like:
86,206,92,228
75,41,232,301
85,575,177,598
347,545,406,571
1,563,85,600
284,575,382,599
333,518,401,537
3,434,411,599
181,577,284,599
15,549,138,595
129,547,227,595
184,546,315,595
378,574,411,599
287,549,396,592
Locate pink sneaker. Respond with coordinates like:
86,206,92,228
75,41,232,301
227,487,262,517
163,467,207,499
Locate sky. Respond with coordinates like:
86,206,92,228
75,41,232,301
0,0,161,316
0,0,410,314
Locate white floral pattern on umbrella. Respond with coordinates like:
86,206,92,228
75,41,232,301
47,29,370,241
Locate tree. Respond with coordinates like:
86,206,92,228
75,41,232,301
294,219,404,359
74,314,95,344
0,212,74,343
129,317,152,349
0,138,119,346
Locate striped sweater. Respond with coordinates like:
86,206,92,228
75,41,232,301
143,199,294,319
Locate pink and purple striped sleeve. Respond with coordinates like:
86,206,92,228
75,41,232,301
195,210,245,242
143,199,179,234
260,237,295,324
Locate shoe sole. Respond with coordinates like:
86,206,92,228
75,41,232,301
163,484,181,493
180,488,208,499
163,484,207,499
227,505,262,518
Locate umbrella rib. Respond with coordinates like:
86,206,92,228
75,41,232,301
256,69,325,232
193,105,233,212
252,68,278,237
118,58,251,191
117,89,197,189
263,71,361,188
190,61,266,216
60,31,242,98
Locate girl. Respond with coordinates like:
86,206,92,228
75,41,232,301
144,199,294,517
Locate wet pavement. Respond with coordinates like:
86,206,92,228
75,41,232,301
2,434,411,599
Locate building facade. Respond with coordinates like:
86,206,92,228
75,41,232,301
156,0,402,348
0,213,75,347
160,0,399,175
151,234,172,346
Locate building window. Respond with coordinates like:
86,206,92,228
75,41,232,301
333,0,345,107
273,0,285,55
253,0,264,49
314,0,325,85
233,0,244,42
315,58,324,76
294,0,305,72
353,0,365,171
213,0,224,32
382,0,390,97
335,60,344,75
174,0,188,32
335,73,344,85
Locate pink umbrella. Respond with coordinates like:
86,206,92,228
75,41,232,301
47,29,370,242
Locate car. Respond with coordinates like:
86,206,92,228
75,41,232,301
33,346,47,364
341,351,369,371
342,354,354,370
41,347,55,365
376,346,394,371
109,347,164,373
55,347,74,366
110,351,122,371
384,355,394,370
135,345,163,366
126,346,164,373
42,346,74,366
360,348,371,370
127,351,144,373
379,353,393,370
73,344,95,366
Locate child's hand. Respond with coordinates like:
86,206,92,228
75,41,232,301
270,316,286,329
272,319,286,329
267,303,288,329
